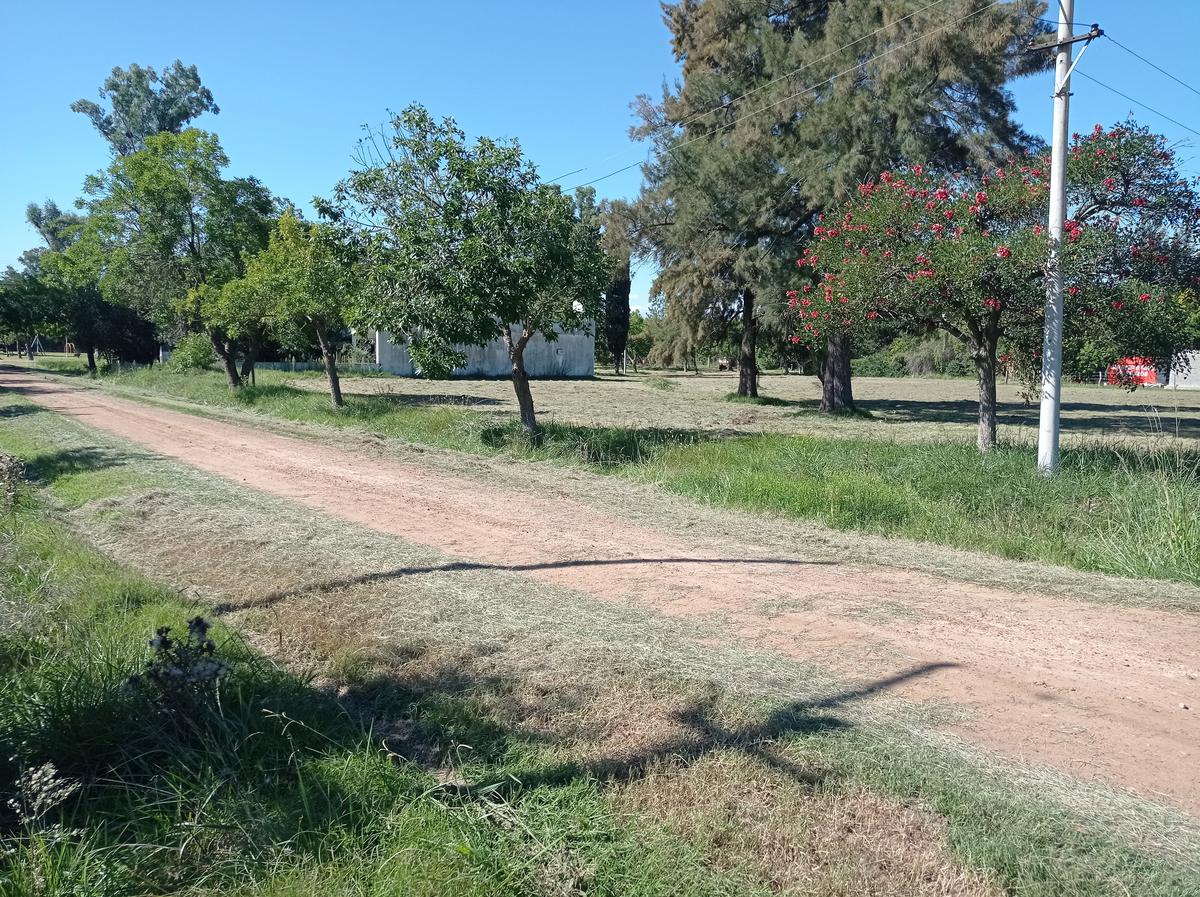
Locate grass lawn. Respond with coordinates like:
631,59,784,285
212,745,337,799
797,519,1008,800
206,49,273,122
3,395,1199,895
18,358,1200,588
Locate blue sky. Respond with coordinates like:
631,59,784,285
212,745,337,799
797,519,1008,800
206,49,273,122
2,0,1198,311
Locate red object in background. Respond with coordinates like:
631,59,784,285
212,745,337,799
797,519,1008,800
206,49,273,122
1106,357,1158,385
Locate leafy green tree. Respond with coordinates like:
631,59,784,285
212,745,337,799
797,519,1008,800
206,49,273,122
233,212,355,406
322,105,608,433
637,0,1049,406
80,129,276,386
72,61,218,156
795,122,1200,451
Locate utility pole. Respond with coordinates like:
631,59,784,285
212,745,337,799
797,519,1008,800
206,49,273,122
1034,3,1101,474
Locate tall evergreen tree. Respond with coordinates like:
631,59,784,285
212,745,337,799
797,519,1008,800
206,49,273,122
72,61,219,156
598,198,639,373
636,0,1049,405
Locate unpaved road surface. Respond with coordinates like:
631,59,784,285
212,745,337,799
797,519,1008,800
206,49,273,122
5,368,1200,815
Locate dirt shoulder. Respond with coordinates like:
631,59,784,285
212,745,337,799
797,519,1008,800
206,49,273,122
5,366,1199,817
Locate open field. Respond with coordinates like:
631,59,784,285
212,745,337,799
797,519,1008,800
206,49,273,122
24,354,1200,448
15,358,1200,587
4,384,1200,895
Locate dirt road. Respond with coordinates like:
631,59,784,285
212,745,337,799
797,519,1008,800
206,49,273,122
5,367,1199,815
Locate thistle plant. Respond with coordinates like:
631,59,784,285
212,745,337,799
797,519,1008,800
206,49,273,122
123,617,231,708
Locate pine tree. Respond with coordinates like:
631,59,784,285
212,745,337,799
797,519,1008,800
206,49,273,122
637,0,1049,405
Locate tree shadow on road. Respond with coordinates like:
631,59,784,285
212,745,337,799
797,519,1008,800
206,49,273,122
214,556,841,615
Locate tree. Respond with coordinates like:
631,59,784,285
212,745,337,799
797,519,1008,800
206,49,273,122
72,61,218,156
596,198,640,374
234,212,355,406
322,105,608,433
80,129,276,386
637,0,1050,407
794,122,1200,451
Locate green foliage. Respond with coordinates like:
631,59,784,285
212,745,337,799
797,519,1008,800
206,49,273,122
636,434,1200,588
81,129,276,327
638,0,1051,380
170,331,217,371
71,60,218,156
322,105,607,382
853,335,980,378
797,121,1200,447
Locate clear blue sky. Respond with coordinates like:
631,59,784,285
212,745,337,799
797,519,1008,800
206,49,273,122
2,0,1198,311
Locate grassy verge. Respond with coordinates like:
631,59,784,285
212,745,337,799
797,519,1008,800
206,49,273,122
0,496,766,896
20,361,1200,586
632,434,1200,585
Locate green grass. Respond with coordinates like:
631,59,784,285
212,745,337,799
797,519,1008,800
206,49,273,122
633,434,1200,586
4,400,1200,895
26,363,1200,585
0,496,765,896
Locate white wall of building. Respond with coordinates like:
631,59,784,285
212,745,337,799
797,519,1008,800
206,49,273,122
375,326,594,378
1169,351,1200,389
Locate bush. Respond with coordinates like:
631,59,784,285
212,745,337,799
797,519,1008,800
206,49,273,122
853,333,974,378
169,333,217,372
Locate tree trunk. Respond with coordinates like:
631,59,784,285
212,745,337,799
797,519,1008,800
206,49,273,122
506,330,538,435
974,337,999,452
85,347,96,373
210,332,242,388
736,287,758,397
820,333,855,412
316,327,344,408
240,348,258,385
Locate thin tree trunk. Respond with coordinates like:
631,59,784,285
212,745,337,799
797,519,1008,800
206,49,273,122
820,333,855,412
505,328,538,435
85,347,96,373
974,337,999,452
316,327,344,407
737,287,758,397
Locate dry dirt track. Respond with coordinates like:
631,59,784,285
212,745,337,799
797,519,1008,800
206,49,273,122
4,367,1200,816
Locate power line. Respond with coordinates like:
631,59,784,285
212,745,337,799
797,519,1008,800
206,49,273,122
1074,71,1200,140
549,0,952,184
566,0,1007,190
1105,35,1200,100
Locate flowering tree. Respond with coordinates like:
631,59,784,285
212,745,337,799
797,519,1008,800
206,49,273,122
793,121,1200,451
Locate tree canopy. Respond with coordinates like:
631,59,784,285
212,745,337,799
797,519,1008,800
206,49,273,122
321,104,608,432
794,121,1200,450
637,0,1050,405
72,61,219,156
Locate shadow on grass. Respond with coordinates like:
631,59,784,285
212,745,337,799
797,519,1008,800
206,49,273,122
2,578,953,895
341,650,956,796
23,447,128,485
724,392,803,408
214,555,839,615
0,405,43,418
856,396,1200,438
481,421,712,465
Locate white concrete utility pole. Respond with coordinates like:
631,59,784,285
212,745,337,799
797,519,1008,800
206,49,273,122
1034,3,1102,474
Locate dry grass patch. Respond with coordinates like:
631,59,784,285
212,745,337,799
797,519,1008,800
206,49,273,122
617,753,1000,897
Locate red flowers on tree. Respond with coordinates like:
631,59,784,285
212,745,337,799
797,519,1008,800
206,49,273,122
790,119,1200,452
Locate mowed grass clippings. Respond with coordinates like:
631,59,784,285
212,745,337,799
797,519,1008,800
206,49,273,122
17,360,1200,589
2,393,1199,895
0,494,766,895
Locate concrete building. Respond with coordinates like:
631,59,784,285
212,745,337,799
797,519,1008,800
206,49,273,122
374,326,594,378
1169,350,1200,389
